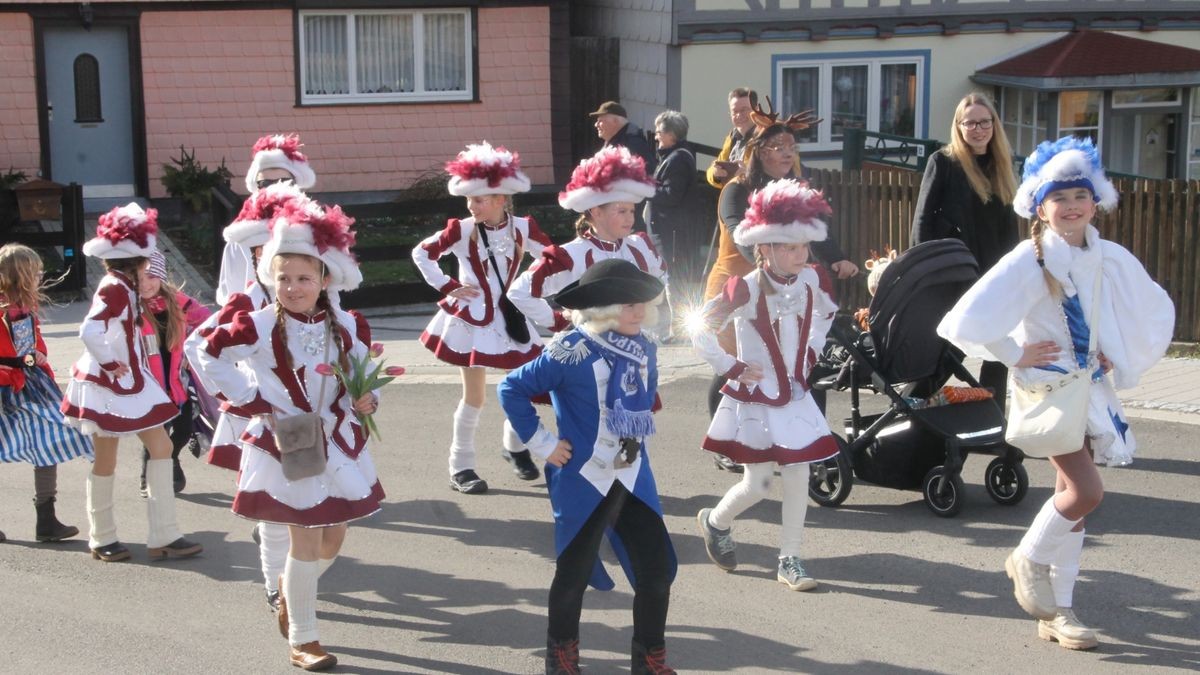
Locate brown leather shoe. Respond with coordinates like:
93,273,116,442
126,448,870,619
289,641,337,671
277,574,289,639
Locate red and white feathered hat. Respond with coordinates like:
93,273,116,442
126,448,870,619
445,142,531,197
224,181,309,249
257,199,362,293
733,178,831,247
558,146,656,213
244,133,317,194
83,203,159,259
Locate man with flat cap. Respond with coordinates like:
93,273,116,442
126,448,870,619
591,100,657,175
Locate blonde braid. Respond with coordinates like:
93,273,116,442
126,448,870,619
1030,220,1063,299
753,245,776,296
318,291,350,374
274,301,292,370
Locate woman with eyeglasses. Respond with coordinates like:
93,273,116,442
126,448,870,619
912,93,1018,396
701,120,857,471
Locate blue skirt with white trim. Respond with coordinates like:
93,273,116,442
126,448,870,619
0,368,94,466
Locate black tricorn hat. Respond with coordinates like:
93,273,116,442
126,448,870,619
553,259,664,310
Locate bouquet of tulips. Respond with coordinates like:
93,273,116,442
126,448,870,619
315,342,404,440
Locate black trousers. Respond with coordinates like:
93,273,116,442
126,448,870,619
979,359,1009,402
547,482,672,649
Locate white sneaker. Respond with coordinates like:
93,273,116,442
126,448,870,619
1005,549,1056,620
1038,609,1099,650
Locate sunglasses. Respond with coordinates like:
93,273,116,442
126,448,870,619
256,177,293,190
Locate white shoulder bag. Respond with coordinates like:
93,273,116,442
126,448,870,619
1004,271,1101,458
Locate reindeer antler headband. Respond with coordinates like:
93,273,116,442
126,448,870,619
749,96,823,132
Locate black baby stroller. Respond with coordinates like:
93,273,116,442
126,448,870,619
807,239,1027,517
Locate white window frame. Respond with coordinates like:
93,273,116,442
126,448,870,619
775,52,926,152
297,8,473,105
1057,90,1103,151
1112,87,1182,109
999,87,1050,158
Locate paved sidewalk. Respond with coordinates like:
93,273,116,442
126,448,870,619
81,210,216,304
39,300,1200,426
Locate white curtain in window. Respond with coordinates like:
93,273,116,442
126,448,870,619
781,67,820,143
831,65,867,141
879,63,916,136
304,15,349,95
357,14,414,94
424,13,466,92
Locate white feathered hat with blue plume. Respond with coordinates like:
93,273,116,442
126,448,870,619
1013,136,1118,219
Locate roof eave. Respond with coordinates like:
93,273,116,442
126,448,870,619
971,70,1200,90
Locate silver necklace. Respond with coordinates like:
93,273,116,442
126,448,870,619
295,320,327,356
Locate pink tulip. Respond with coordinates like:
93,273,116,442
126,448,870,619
314,363,335,376
369,342,385,358
384,366,406,377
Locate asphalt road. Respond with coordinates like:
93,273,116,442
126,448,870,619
1,368,1196,673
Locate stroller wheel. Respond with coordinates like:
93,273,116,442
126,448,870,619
809,436,853,507
921,466,964,518
984,458,1028,506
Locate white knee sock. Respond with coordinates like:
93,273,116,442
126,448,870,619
145,458,183,548
448,400,481,475
1050,528,1085,609
318,555,338,578
284,556,321,646
502,419,524,454
778,463,810,558
1017,497,1081,565
86,472,118,548
709,463,775,531
259,522,291,592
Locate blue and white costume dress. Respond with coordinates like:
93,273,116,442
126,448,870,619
498,327,677,590
0,309,93,464
939,224,1174,466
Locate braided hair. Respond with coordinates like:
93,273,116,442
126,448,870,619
1029,219,1063,299
753,244,777,296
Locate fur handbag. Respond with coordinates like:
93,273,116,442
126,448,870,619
1004,272,1101,458
274,330,330,481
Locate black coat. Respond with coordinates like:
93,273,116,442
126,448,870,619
606,122,657,175
911,151,1018,272
644,144,695,242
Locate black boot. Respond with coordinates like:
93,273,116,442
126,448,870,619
545,637,580,675
172,458,186,494
631,640,675,675
34,497,79,542
503,449,540,481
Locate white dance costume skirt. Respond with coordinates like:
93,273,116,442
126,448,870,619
420,309,541,369
61,368,178,438
703,385,839,466
232,417,384,527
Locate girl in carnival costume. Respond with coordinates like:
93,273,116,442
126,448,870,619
217,133,317,305
509,145,668,335
692,178,840,591
195,198,383,671
61,204,203,562
412,142,552,494
499,259,677,675
185,181,312,611
0,244,92,543
938,137,1173,650
137,250,212,494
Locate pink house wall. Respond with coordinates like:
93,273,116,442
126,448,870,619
0,13,41,178
141,6,553,197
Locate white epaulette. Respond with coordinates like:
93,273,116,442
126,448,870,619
546,332,590,365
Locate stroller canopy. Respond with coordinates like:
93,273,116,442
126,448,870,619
868,239,980,386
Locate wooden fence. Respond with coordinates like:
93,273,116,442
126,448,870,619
805,169,1200,342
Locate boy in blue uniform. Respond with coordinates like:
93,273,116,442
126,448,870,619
499,259,676,675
